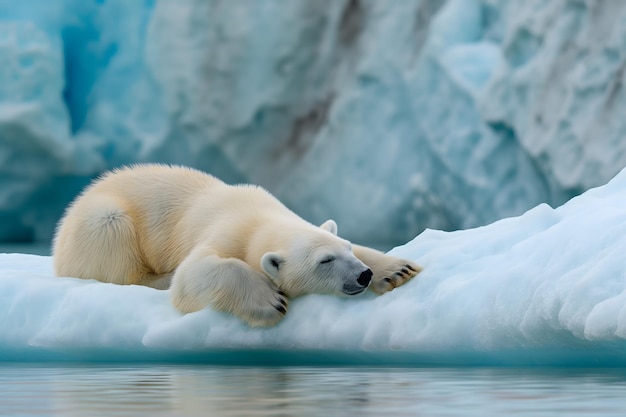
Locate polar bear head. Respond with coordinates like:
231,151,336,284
260,220,373,297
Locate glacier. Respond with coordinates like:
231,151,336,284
1,167,626,366
2,0,626,246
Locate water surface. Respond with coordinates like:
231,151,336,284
1,366,626,416
0,243,51,256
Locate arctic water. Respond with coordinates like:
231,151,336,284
2,365,626,417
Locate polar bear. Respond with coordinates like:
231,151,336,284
53,164,421,327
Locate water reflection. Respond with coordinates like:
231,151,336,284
1,366,626,416
0,243,51,256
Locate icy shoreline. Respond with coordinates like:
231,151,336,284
2,167,626,366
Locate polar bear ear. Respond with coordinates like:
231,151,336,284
261,252,285,281
320,219,338,235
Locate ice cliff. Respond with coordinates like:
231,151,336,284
2,166,626,366
1,0,626,246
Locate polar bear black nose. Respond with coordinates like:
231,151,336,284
357,269,373,287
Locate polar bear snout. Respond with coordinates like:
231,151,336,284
341,268,372,295
357,269,373,287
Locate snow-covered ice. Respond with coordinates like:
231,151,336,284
2,167,626,366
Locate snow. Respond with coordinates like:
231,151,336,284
2,1,626,246
2,167,626,366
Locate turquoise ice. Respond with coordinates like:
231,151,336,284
2,1,626,246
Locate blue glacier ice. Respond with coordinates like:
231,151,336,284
2,0,626,246
1,167,626,366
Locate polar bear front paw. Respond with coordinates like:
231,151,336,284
369,258,421,295
238,280,289,327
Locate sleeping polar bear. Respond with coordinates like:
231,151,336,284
53,164,421,327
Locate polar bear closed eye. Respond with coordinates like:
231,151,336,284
53,164,422,327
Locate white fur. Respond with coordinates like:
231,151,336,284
53,164,421,327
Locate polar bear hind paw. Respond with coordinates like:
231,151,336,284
370,259,421,295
